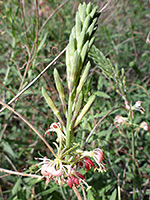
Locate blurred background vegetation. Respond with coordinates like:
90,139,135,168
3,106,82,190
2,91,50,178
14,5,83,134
0,0,150,199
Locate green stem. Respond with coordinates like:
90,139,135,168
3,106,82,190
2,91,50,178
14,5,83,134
66,93,73,156
60,184,67,200
81,131,85,148
130,112,136,200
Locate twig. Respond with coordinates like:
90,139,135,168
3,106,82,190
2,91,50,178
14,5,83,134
39,0,70,35
118,173,121,200
72,185,83,200
82,106,122,149
80,182,87,200
100,0,112,13
0,101,56,158
4,154,17,172
0,47,66,113
0,82,53,119
0,168,42,179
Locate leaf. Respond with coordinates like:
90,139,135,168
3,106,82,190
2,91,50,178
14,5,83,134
2,141,16,159
110,189,117,200
35,185,58,197
89,45,114,79
12,178,21,195
37,32,48,53
95,91,110,99
87,190,95,200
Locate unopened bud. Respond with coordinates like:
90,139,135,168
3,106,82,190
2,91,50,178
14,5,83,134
74,95,96,127
42,87,63,124
76,61,91,96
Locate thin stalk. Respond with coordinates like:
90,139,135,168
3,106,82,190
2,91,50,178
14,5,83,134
130,112,136,200
72,185,83,200
118,173,121,200
0,168,42,179
60,184,67,200
80,131,85,148
66,93,73,150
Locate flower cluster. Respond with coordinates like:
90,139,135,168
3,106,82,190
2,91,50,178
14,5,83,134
36,124,105,190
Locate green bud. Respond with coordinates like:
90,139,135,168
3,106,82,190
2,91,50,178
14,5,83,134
76,12,82,40
79,3,86,23
89,37,95,49
42,87,63,124
121,68,126,92
54,68,66,108
90,6,98,18
87,18,97,37
70,50,79,82
115,65,120,77
74,95,96,127
66,44,71,79
77,28,86,52
72,92,83,122
80,40,89,63
86,2,92,15
83,15,91,32
69,34,76,57
71,26,76,38
76,61,91,95
121,68,125,77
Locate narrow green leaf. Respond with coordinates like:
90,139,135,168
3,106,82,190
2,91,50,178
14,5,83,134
35,185,58,197
95,91,110,99
110,189,117,200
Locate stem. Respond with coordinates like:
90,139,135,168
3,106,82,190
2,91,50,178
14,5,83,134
72,185,83,200
82,106,123,149
60,184,67,200
118,173,121,200
80,131,85,148
66,93,73,150
130,112,136,200
0,168,42,179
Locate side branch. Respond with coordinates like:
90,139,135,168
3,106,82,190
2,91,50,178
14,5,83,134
82,106,123,149
0,168,42,179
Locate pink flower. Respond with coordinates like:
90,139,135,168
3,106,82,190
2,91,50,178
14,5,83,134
45,122,65,142
140,121,149,131
93,148,104,163
114,115,127,125
92,148,106,172
41,163,51,177
39,0,44,6
114,115,128,128
133,101,145,114
46,163,63,177
125,101,130,110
